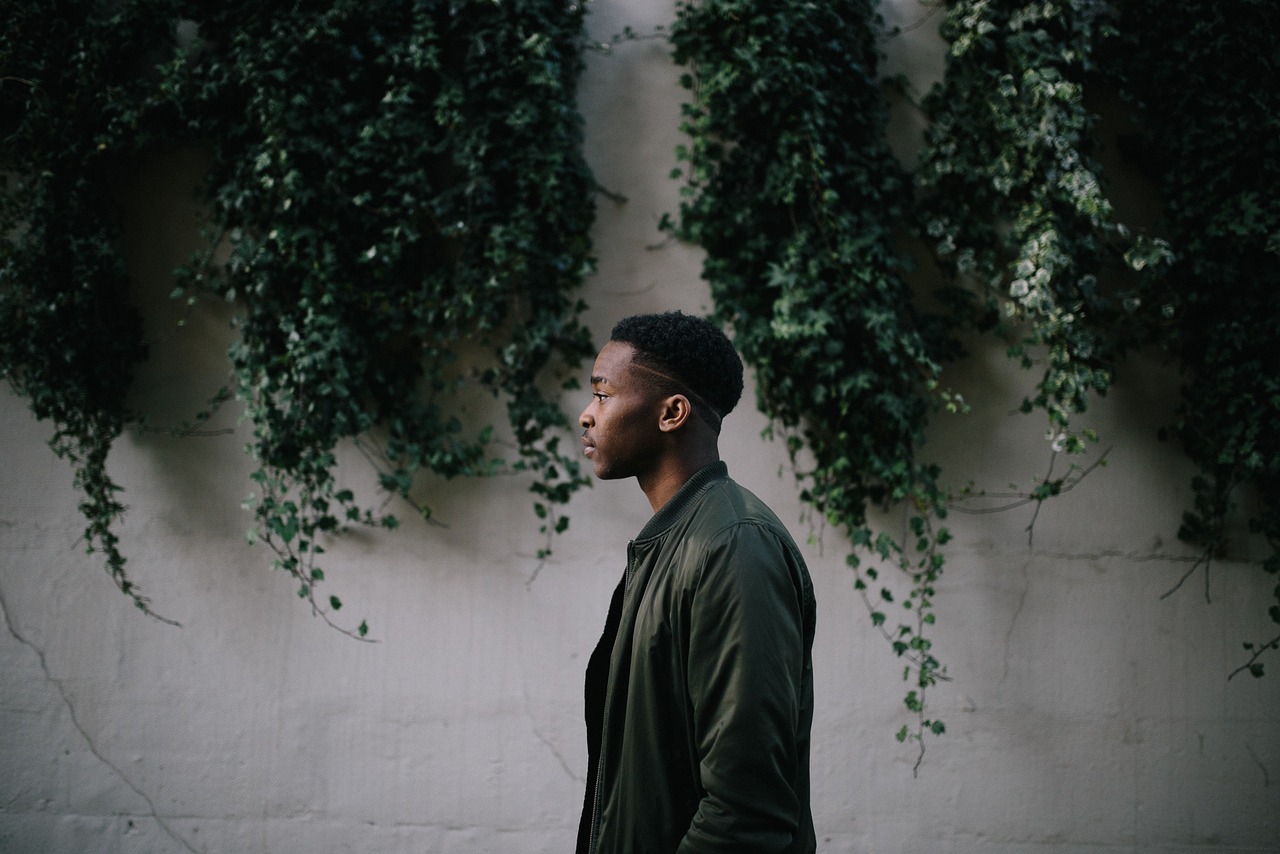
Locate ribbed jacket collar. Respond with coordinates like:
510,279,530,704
633,461,729,542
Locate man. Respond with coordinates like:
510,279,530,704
575,311,817,854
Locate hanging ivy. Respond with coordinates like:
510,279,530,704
914,0,1280,675
915,0,1142,452
1,2,178,621
5,0,1276,772
159,0,596,633
1104,0,1280,676
667,0,960,766
666,0,1280,767
1,0,596,633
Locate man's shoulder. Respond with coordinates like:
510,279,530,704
688,476,797,548
677,478,813,602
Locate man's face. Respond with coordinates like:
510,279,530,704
578,341,664,481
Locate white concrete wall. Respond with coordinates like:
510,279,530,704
2,1,1277,852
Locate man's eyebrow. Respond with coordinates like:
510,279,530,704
590,375,609,386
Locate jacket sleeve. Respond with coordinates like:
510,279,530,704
679,521,813,853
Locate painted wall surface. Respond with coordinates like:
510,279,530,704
2,1,1277,852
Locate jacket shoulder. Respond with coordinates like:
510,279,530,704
673,478,808,583
692,477,794,540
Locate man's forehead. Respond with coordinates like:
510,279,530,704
591,340,637,385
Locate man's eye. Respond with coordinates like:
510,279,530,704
593,392,608,402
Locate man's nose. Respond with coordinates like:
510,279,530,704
579,406,593,430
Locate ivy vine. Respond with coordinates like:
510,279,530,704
665,0,1280,767
4,0,1276,773
914,0,1280,677
915,0,1135,450
1,3,177,621
2,0,596,634
1105,0,1280,676
667,0,958,768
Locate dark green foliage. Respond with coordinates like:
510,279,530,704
1,0,595,630
1106,0,1280,671
163,0,596,619
914,0,1279,679
903,0,1280,680
667,0,954,764
1,1,178,620
669,0,1280,762
4,0,1275,723
916,0,1130,444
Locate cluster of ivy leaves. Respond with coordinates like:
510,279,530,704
914,0,1279,676
1,0,596,633
916,0,1132,449
1105,0,1280,676
667,0,960,765
4,0,1276,759
667,0,1280,761
0,2,177,620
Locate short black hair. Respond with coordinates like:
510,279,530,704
610,311,744,430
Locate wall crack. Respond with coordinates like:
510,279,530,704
0,583,203,853
1028,549,1201,564
1000,557,1031,686
522,688,582,783
1245,741,1271,788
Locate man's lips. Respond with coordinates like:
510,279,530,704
581,437,595,457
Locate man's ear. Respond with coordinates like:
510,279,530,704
657,394,692,433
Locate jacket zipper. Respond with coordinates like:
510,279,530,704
588,540,636,854
624,539,636,593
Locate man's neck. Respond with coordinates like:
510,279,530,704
638,450,720,513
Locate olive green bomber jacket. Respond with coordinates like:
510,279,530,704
577,462,817,854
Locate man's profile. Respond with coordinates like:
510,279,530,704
575,311,817,853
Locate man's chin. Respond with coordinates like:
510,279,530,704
591,463,627,481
